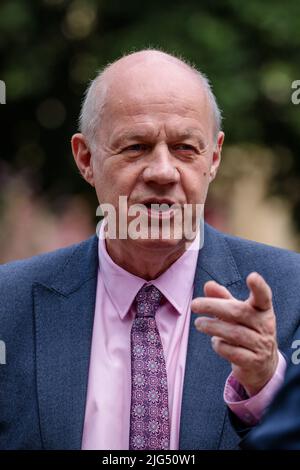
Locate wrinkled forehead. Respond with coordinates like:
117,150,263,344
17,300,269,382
101,58,211,118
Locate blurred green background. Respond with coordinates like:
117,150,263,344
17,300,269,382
0,0,300,262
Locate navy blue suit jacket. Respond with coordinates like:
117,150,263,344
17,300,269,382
1,224,300,449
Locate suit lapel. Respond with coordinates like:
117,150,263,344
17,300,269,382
179,225,244,449
33,236,98,449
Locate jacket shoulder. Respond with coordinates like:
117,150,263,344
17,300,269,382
205,224,300,271
221,229,300,273
0,236,97,291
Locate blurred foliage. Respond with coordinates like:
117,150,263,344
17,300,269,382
0,0,300,227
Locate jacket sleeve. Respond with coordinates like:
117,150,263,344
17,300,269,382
240,328,300,450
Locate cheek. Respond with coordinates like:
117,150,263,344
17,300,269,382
181,165,211,203
94,158,141,203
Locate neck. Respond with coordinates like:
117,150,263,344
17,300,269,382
105,238,191,280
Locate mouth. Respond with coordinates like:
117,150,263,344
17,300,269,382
136,198,179,219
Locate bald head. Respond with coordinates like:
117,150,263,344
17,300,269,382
79,50,222,151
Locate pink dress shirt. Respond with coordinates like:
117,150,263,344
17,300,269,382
82,226,286,449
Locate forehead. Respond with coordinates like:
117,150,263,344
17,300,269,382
99,61,213,135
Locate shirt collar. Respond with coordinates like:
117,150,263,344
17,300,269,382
98,221,200,319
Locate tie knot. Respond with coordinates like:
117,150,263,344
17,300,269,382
135,285,162,318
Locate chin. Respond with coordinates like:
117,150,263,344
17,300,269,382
128,233,186,252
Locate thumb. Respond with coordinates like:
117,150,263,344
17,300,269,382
247,272,272,311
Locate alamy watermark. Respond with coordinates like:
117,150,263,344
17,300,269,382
291,80,300,105
0,80,6,104
95,196,205,250
291,339,300,365
0,340,6,365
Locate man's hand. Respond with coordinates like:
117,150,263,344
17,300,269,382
192,272,279,396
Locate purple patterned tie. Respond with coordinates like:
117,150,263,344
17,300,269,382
129,284,170,450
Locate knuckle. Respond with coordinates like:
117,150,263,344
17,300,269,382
229,350,241,364
230,301,244,320
261,319,276,336
256,336,269,352
203,302,214,314
236,330,248,346
230,328,243,344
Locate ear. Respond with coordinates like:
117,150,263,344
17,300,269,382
71,133,95,187
209,131,224,182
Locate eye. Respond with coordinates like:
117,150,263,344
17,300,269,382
122,143,148,153
172,143,199,155
174,144,194,150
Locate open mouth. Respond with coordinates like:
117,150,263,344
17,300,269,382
145,202,172,211
137,199,178,219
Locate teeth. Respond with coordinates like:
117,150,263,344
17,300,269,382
150,203,171,211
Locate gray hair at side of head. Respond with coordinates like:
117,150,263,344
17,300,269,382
79,51,222,152
79,71,107,153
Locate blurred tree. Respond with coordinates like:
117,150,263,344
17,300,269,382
0,0,300,227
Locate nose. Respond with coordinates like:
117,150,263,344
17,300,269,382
142,143,180,185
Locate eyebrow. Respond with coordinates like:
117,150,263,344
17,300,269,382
170,128,205,140
110,127,206,148
169,129,206,147
110,130,155,148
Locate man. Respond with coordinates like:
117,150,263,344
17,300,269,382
0,50,300,450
